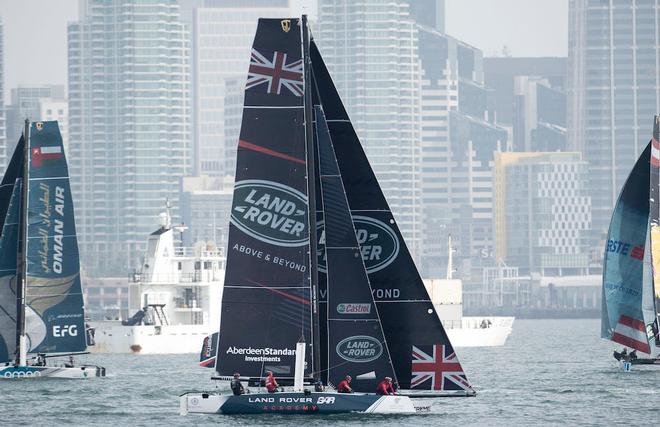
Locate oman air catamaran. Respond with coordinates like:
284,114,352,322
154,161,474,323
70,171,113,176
602,116,660,369
0,120,105,379
180,16,474,415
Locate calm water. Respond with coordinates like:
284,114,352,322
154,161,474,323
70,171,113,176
2,319,659,426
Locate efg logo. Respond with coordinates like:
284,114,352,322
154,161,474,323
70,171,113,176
231,180,308,247
318,215,400,273
336,335,383,363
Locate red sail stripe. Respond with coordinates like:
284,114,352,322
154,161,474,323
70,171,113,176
238,140,305,165
618,314,646,332
247,279,310,305
611,332,651,353
199,357,216,367
652,138,660,166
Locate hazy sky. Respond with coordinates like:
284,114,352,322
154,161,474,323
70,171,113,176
0,0,568,103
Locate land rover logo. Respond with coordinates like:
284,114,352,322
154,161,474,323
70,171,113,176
318,215,399,273
231,179,308,247
336,335,383,363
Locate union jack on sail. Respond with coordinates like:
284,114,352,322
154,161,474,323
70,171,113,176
411,344,472,391
247,48,303,97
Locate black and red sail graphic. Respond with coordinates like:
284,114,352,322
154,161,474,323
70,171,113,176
310,41,472,393
215,19,314,381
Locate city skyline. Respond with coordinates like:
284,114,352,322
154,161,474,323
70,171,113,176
0,0,568,99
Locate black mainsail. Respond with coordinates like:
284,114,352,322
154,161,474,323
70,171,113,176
315,105,396,391
0,139,24,363
310,41,473,393
215,18,314,381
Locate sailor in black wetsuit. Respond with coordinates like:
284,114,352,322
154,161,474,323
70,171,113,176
230,372,245,396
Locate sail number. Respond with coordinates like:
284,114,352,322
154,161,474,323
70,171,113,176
53,325,78,337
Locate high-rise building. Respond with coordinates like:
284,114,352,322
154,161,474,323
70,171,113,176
484,57,566,127
408,0,445,32
68,0,191,276
317,0,423,260
39,98,69,152
417,26,508,279
5,85,67,153
568,0,660,252
493,151,592,276
0,19,5,175
192,0,290,176
513,76,566,152
180,174,233,248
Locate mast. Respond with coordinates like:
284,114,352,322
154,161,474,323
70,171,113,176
302,14,321,379
15,119,29,366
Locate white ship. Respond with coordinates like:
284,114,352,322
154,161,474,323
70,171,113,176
423,235,514,347
90,210,225,354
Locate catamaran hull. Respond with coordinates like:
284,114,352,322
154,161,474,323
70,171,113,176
0,365,106,379
178,391,446,415
631,358,660,365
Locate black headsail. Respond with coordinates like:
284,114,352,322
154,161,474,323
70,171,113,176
215,18,314,382
0,138,25,363
315,105,396,391
310,41,474,394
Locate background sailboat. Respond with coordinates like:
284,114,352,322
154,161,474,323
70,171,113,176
602,116,660,366
0,120,105,379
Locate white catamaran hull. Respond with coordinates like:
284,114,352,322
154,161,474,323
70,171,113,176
89,322,216,354
179,391,453,415
0,364,106,379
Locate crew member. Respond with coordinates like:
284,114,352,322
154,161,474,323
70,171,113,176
337,375,353,393
314,378,324,392
376,377,395,395
265,370,279,393
231,372,245,396
35,354,47,367
64,355,75,368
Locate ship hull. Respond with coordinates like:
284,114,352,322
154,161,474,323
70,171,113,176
89,322,216,354
179,391,444,415
0,364,106,379
445,317,514,347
